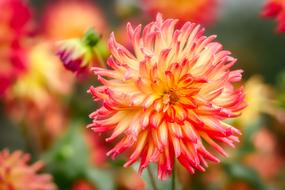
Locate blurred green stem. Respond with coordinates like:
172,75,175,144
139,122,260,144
172,162,176,190
147,167,159,190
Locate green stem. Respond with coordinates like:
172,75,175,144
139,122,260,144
172,162,176,190
147,167,159,190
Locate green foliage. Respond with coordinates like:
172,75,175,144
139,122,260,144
43,122,114,190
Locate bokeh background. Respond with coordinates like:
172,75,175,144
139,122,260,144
1,0,285,189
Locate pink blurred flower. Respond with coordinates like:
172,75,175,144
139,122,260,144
245,128,284,180
42,0,107,41
84,131,108,167
88,14,245,179
141,0,218,25
0,149,57,190
262,0,285,32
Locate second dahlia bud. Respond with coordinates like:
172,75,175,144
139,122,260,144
56,29,106,74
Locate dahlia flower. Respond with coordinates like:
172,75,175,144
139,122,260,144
56,29,105,74
88,14,245,179
262,0,285,32
0,149,56,190
142,0,218,25
42,0,107,41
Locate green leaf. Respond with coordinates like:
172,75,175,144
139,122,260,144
43,122,89,188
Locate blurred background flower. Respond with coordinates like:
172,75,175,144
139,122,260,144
0,149,57,190
56,29,108,74
42,0,107,41
262,0,285,32
141,0,219,25
3,40,74,151
234,76,274,127
0,0,33,96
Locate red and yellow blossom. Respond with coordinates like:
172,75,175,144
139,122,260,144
262,0,285,32
141,0,218,25
88,14,245,179
0,149,57,190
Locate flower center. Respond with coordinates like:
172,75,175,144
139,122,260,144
162,89,179,105
169,89,179,104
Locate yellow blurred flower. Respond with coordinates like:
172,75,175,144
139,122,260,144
10,41,74,108
4,41,74,146
237,76,273,127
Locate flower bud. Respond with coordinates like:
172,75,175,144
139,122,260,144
56,29,106,74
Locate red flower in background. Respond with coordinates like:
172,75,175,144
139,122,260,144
88,14,245,180
0,149,57,190
72,180,97,190
0,0,33,96
262,0,285,32
141,0,218,26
